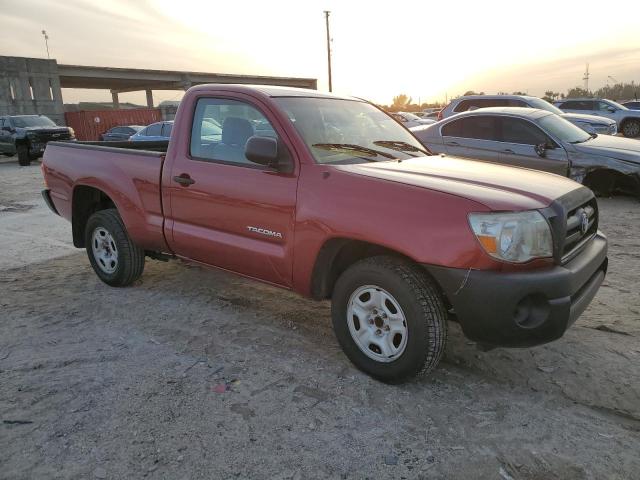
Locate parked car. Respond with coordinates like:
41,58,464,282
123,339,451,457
391,112,436,128
439,95,617,136
412,107,640,197
554,98,640,138
129,121,174,141
0,115,74,166
41,85,607,382
621,100,640,110
100,125,144,141
414,111,441,121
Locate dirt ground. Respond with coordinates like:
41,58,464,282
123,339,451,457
1,158,639,480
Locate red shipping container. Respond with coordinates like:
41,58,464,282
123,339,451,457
64,108,162,141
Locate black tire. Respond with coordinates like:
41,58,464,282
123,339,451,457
621,119,640,138
84,209,145,287
331,256,447,383
17,144,30,166
584,170,616,197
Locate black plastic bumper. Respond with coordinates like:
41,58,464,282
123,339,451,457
425,232,608,347
41,189,59,216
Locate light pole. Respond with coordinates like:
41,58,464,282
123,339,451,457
324,11,332,92
41,30,50,59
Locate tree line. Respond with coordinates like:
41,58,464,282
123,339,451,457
385,81,639,112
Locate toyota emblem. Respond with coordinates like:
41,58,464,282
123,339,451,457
580,211,589,235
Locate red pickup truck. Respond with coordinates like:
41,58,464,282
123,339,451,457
41,85,608,382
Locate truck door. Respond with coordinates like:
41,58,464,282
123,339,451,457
497,117,569,176
164,95,298,287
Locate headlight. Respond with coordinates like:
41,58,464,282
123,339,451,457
468,211,553,263
68,127,75,138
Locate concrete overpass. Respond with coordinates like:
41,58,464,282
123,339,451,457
57,64,318,108
0,56,318,124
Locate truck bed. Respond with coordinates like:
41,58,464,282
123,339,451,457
42,141,169,253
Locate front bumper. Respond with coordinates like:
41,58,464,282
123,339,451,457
425,232,607,347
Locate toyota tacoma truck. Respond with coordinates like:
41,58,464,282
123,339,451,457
0,115,75,166
41,85,608,382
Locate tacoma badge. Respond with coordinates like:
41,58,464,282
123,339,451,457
247,226,283,239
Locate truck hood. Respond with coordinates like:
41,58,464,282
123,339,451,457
572,135,640,165
335,156,582,211
560,112,615,125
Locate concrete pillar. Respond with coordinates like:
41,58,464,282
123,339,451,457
146,89,154,108
111,91,120,109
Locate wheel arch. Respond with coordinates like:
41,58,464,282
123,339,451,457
71,185,117,247
309,237,449,305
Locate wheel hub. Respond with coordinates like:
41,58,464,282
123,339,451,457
347,285,408,363
91,227,118,274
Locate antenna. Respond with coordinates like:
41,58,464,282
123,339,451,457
582,63,590,93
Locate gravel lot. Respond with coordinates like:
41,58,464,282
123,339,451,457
1,158,639,479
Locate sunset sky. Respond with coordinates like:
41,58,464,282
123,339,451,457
3,0,639,106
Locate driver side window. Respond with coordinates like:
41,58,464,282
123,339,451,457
597,101,614,112
190,98,278,166
500,118,549,145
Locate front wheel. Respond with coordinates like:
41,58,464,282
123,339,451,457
85,209,145,287
621,120,640,138
331,256,447,383
17,144,30,166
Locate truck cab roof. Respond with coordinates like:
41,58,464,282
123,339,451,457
188,84,358,101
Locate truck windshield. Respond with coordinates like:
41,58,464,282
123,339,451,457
274,97,430,164
12,116,57,128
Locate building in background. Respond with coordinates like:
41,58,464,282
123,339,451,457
0,56,65,124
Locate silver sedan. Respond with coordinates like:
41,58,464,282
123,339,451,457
411,107,640,197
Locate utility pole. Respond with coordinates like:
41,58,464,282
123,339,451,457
41,30,50,59
583,63,590,93
324,11,332,92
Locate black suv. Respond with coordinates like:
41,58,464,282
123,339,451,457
0,115,75,166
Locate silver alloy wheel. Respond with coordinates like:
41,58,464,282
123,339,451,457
623,121,640,137
347,285,408,362
91,227,118,274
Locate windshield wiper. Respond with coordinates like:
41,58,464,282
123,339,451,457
311,143,396,160
570,135,595,144
373,140,430,157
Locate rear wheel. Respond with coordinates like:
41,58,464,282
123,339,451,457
17,144,30,166
331,256,447,383
621,119,640,138
84,209,145,287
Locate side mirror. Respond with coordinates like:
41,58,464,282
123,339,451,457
245,136,279,168
534,143,547,157
607,107,616,113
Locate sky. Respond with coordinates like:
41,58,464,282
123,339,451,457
2,0,639,106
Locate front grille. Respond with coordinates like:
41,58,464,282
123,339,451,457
30,130,71,142
561,198,598,263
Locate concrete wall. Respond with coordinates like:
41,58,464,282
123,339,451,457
0,56,65,125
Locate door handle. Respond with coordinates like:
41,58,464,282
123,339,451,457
503,149,515,154
173,174,195,186
445,141,459,146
